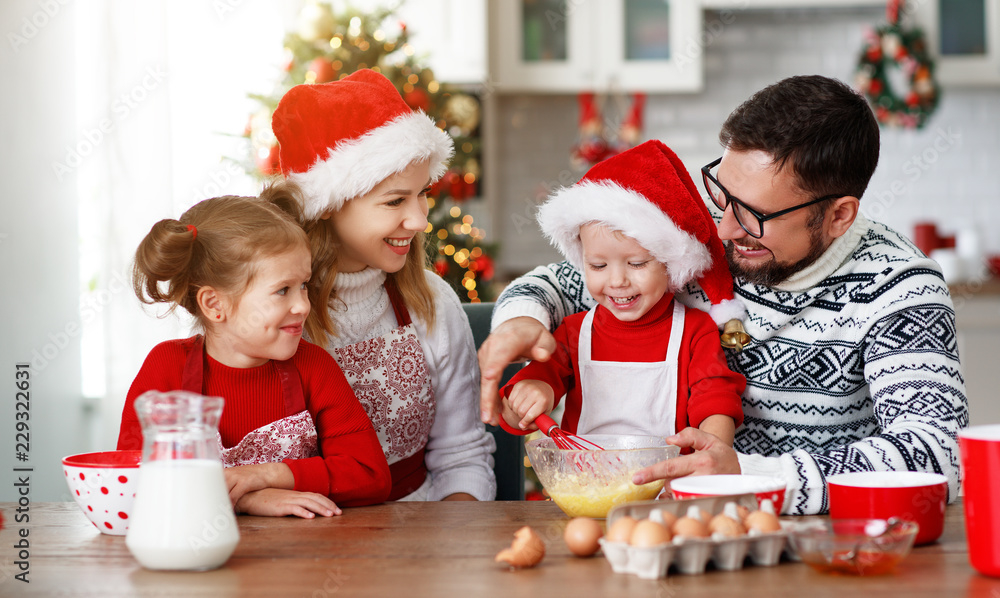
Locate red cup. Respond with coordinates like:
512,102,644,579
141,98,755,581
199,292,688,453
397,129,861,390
959,424,1000,577
913,222,940,256
669,474,786,514
826,471,948,546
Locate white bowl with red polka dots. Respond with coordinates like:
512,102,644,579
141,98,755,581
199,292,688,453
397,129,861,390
669,474,787,515
62,450,141,535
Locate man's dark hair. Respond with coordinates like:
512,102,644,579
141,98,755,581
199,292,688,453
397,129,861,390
719,75,880,201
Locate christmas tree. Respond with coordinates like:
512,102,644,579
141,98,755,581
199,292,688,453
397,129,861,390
240,0,496,302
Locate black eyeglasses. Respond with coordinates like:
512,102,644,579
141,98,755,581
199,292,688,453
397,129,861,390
701,157,842,239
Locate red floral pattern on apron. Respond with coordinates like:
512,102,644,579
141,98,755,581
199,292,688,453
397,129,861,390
181,336,318,468
331,281,435,500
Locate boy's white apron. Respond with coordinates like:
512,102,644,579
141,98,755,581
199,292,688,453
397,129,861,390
576,301,684,437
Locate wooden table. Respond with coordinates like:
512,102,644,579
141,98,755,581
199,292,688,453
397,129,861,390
2,501,998,597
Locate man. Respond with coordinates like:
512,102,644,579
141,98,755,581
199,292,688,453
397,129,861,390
478,75,967,515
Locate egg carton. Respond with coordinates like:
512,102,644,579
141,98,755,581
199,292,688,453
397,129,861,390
599,494,799,579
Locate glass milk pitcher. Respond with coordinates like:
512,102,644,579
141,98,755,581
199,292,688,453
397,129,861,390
125,390,239,570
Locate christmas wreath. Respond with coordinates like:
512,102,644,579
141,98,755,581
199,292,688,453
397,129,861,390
855,0,939,129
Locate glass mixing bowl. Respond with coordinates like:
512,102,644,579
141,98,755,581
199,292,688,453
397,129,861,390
525,435,680,518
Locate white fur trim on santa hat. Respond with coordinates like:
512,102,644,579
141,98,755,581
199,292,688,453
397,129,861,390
289,111,453,220
538,180,713,287
708,297,747,327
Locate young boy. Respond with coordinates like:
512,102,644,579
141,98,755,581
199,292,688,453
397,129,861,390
499,140,746,443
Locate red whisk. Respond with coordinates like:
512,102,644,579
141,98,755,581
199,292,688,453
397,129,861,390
534,413,603,451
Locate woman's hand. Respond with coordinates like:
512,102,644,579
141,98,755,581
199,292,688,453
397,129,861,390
235,488,342,518
441,492,477,501
224,463,294,506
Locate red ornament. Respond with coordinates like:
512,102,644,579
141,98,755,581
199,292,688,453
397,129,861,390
905,91,920,107
449,171,471,201
308,58,337,84
404,87,430,112
866,46,882,62
256,144,281,175
434,257,449,277
428,177,445,197
869,79,883,95
471,254,494,281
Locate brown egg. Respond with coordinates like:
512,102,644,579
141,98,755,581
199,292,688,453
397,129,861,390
744,510,782,533
672,506,710,539
672,517,710,539
605,516,638,543
735,504,751,522
563,517,603,557
649,508,678,530
495,526,546,568
629,519,672,547
709,513,746,538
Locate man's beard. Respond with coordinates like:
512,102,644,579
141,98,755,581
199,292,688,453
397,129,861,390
725,226,828,287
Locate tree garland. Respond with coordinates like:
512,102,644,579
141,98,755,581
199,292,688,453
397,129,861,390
854,0,939,129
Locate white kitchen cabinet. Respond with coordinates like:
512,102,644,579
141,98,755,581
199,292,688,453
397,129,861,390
914,0,1000,86
953,291,1000,426
396,0,488,84
490,0,703,93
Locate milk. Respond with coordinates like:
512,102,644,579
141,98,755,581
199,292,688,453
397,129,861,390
126,459,239,570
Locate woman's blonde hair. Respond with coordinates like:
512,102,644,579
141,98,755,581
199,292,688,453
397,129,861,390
133,187,309,327
266,179,436,343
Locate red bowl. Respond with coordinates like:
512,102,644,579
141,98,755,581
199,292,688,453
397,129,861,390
826,471,948,546
987,255,1000,278
669,474,786,514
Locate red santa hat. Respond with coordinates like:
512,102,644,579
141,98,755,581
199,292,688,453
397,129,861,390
271,69,454,220
537,139,746,329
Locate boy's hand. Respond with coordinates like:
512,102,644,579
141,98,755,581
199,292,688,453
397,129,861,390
505,379,555,430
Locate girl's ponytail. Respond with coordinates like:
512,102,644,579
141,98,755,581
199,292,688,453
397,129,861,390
133,219,200,314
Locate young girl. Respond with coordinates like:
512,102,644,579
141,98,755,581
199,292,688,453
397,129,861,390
498,140,747,443
117,189,392,518
269,69,496,501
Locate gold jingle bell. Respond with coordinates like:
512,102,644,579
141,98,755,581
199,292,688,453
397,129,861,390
720,319,750,351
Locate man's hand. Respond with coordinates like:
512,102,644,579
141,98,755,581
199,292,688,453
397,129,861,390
478,316,555,425
632,427,741,486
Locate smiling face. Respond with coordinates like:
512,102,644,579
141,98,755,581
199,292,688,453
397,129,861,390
328,160,432,274
207,243,312,368
580,223,671,322
714,149,832,286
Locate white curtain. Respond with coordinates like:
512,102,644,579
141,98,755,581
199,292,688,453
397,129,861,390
76,1,293,448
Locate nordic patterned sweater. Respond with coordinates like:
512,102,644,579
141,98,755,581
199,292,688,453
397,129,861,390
492,213,968,515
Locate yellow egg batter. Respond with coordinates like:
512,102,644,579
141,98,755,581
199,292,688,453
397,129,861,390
547,479,664,518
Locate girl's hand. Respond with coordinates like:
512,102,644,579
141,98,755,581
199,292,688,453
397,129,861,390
235,488,342,518
225,463,294,506
505,380,555,430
